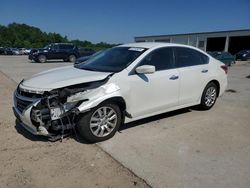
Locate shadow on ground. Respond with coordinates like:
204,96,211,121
119,107,192,131
15,120,92,144
15,120,48,142
15,107,196,143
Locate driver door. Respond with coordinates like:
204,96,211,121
127,47,179,118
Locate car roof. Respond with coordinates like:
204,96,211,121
118,42,198,49
53,43,74,45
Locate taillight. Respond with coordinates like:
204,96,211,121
221,65,228,74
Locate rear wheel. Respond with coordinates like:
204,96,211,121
38,55,46,63
199,82,218,110
76,103,121,142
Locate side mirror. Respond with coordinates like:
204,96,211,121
135,65,155,74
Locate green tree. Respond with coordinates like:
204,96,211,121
0,22,118,49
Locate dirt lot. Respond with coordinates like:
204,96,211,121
0,56,250,188
0,56,149,188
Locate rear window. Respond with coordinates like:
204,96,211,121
59,44,74,49
175,47,209,68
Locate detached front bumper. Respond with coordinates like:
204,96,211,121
13,106,49,136
13,90,50,136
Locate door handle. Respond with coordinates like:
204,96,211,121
201,69,208,73
169,75,179,80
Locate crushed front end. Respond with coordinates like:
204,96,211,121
13,82,93,141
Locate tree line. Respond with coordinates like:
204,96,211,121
0,23,116,50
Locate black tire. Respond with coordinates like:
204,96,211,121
76,103,122,143
199,82,218,110
38,55,47,63
68,54,76,62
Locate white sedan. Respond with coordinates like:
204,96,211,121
13,43,227,142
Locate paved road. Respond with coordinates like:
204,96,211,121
1,56,250,188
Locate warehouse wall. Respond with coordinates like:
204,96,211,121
135,30,250,53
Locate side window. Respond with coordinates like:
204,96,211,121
58,45,64,50
53,45,59,50
138,47,174,71
67,45,74,49
175,47,208,68
58,44,73,50
60,44,68,50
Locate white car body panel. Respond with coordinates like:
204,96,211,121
178,64,210,105
126,68,179,118
21,66,111,91
14,42,228,136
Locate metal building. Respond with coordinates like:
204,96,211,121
134,29,250,54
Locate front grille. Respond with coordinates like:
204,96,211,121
16,97,33,113
15,87,42,113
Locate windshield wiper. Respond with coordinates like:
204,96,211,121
80,67,98,71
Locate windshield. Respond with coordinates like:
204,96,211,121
44,44,52,49
76,47,147,72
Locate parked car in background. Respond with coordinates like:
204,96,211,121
18,48,26,55
4,48,14,55
208,51,235,66
74,50,106,65
13,42,227,142
0,47,5,54
78,47,96,57
29,43,80,63
235,50,250,61
24,48,31,55
12,48,21,55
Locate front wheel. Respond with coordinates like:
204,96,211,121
199,82,218,110
76,103,122,143
37,55,47,63
68,55,76,62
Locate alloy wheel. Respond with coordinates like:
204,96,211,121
90,106,118,137
205,86,216,107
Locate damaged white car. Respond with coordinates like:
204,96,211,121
13,43,228,142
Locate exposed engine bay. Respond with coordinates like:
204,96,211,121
15,76,112,141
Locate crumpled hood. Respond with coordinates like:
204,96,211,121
20,66,112,91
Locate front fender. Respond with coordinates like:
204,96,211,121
77,83,123,112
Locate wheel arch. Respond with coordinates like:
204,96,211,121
99,96,128,124
207,79,220,97
100,96,127,113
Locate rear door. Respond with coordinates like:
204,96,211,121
174,47,210,105
57,44,70,59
